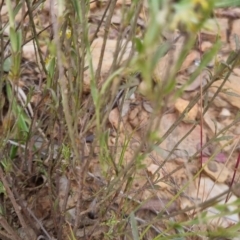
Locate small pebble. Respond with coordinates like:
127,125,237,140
220,108,231,117
207,161,218,172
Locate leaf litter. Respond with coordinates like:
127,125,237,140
1,1,240,239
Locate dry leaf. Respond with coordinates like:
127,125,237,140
153,33,186,83
181,178,239,228
109,108,123,130
201,41,213,52
230,19,240,50
203,161,230,183
157,114,206,160
210,74,240,109
179,50,199,72
83,38,132,92
175,98,198,122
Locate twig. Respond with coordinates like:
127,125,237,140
26,206,52,240
89,0,111,44
226,151,240,202
0,216,21,240
57,178,71,240
25,0,47,75
95,0,118,81
0,168,33,240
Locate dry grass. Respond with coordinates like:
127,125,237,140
0,1,240,239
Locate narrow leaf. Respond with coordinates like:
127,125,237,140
130,212,139,240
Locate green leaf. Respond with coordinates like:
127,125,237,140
71,0,81,21
210,118,218,135
13,2,23,18
10,145,18,159
130,212,139,240
0,181,6,195
6,82,29,135
9,28,18,52
135,38,144,53
186,40,221,87
215,135,233,142
9,29,22,54
3,57,11,72
163,78,176,94
100,68,124,95
215,0,240,7
46,56,56,79
6,0,15,27
151,42,170,72
223,90,240,98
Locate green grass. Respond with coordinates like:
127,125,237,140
0,0,240,239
